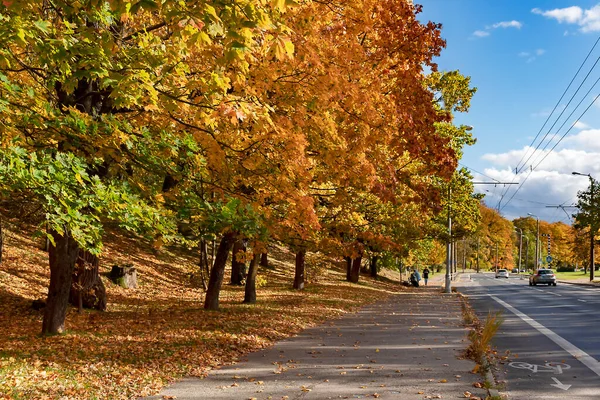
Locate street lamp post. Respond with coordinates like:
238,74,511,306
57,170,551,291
495,242,499,272
445,187,452,293
572,171,596,281
528,213,540,271
524,236,530,273
515,227,523,277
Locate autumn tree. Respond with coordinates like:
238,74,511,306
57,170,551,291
0,0,293,332
477,203,514,269
574,177,600,275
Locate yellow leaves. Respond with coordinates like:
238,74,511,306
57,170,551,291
272,37,295,60
272,0,286,12
152,236,164,249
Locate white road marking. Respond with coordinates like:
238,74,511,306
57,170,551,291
490,294,600,378
579,299,587,302
551,377,572,390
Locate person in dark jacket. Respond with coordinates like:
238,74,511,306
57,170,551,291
410,269,421,287
422,268,430,286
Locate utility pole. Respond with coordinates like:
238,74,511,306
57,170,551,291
524,236,529,273
463,238,467,272
528,213,540,270
515,227,523,277
591,177,595,281
453,239,458,274
476,237,480,273
541,233,551,267
445,187,452,293
495,242,499,272
442,180,517,291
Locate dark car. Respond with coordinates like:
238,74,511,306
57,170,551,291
529,269,557,286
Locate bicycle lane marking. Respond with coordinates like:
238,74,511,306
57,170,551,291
489,294,600,377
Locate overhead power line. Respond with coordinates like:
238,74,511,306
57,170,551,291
513,34,600,174
500,90,600,212
497,35,600,212
517,53,600,174
458,162,501,183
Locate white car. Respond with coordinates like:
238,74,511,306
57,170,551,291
495,269,509,278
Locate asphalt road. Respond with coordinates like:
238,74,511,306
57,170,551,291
457,273,600,399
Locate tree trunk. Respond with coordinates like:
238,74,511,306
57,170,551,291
198,239,210,291
260,252,268,268
230,239,246,285
243,253,261,303
42,230,80,335
293,249,306,290
0,219,3,264
345,256,352,281
69,250,106,311
349,255,362,283
370,255,379,278
204,232,236,310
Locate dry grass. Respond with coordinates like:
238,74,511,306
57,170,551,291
0,227,404,399
464,309,503,365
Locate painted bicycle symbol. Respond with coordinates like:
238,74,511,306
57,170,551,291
509,361,571,374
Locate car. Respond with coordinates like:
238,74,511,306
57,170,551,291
529,269,557,286
495,269,509,278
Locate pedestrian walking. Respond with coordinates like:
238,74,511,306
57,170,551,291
423,267,430,286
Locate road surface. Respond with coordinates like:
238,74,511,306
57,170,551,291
457,272,600,399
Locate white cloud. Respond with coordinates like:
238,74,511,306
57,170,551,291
532,6,583,24
474,20,523,38
573,121,590,130
492,20,523,29
582,5,600,32
473,30,490,37
473,166,584,223
533,4,600,32
531,110,551,117
562,128,600,150
518,49,545,63
478,143,600,222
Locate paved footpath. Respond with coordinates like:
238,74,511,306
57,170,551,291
148,283,487,399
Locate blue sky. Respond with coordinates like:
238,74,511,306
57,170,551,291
419,1,600,224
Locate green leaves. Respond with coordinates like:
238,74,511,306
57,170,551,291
0,147,175,254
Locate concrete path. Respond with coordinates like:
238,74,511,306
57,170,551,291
147,284,487,400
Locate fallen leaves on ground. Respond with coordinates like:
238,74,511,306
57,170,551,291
0,228,401,399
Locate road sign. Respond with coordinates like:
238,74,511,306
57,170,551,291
546,255,553,263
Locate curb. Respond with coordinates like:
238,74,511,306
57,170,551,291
556,280,600,288
482,357,502,399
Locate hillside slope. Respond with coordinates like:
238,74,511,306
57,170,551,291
0,227,403,399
